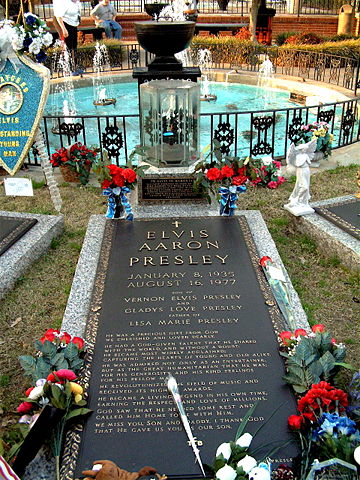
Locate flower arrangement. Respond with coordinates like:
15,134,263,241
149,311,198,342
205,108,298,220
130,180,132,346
93,153,148,219
10,13,53,62
50,143,98,185
279,324,347,394
296,121,333,158
251,157,285,189
15,329,89,480
193,140,256,215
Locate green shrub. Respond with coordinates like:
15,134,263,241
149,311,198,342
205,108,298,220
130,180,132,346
275,31,297,46
191,36,268,66
279,38,360,58
285,32,323,45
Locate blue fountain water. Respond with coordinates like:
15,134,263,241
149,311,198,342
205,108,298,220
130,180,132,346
46,80,290,116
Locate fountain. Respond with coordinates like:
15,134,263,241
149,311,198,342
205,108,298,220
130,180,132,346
198,49,217,102
50,42,78,135
256,55,275,107
132,5,202,200
92,42,116,107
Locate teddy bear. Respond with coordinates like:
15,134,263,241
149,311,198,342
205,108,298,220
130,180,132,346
82,460,162,480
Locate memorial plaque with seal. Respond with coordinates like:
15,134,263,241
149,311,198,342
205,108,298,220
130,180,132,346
63,217,298,478
140,176,204,201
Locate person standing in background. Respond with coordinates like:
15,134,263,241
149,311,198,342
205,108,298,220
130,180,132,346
53,0,82,74
91,0,122,40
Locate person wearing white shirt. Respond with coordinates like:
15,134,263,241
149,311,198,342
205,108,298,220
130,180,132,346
91,0,122,39
53,0,82,71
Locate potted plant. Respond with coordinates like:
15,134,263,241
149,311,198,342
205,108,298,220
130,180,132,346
50,143,98,185
296,121,333,165
193,140,256,215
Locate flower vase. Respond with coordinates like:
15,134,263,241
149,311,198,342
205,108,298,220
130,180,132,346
218,185,246,216
103,187,133,220
311,151,324,168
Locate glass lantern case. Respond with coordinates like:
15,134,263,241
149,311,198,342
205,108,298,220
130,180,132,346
139,79,200,168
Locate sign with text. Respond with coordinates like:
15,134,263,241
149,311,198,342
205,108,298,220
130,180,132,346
4,177,33,196
66,217,298,478
0,55,50,175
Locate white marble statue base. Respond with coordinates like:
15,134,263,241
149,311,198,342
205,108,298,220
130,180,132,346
284,203,315,216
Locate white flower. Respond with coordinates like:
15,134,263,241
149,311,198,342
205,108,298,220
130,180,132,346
216,465,237,480
38,397,50,406
261,156,273,166
42,32,53,47
28,385,44,400
28,37,41,54
216,442,232,460
237,455,257,474
36,378,47,387
235,432,253,448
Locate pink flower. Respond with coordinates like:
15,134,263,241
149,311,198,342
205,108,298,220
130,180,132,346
56,369,77,381
274,161,282,169
277,176,285,185
267,181,278,189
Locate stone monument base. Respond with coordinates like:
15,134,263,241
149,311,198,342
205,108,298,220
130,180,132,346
284,203,315,216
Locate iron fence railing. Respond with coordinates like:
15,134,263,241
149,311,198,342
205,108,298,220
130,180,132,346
32,0,360,20
48,45,360,95
26,48,360,167
28,97,360,167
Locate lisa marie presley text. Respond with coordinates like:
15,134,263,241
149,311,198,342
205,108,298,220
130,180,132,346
129,228,228,266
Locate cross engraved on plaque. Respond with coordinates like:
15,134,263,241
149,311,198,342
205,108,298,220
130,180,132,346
172,220,182,228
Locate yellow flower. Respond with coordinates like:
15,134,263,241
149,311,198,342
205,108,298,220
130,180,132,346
330,134,334,142
74,393,82,403
318,128,326,137
313,130,320,137
69,382,83,395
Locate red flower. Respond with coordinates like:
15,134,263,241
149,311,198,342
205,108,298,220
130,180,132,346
71,337,85,350
206,168,221,181
59,332,71,344
232,175,247,186
259,256,272,267
47,373,56,382
294,329,307,338
279,331,293,346
112,172,125,187
312,324,325,333
40,328,60,343
122,168,137,183
274,161,282,169
107,164,119,175
267,181,278,189
101,179,112,189
17,402,34,414
220,165,235,178
25,387,34,397
277,176,285,185
288,414,304,430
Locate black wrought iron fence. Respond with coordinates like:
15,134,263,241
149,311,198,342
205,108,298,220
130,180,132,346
27,97,359,167
26,47,360,167
32,0,359,20
47,45,360,96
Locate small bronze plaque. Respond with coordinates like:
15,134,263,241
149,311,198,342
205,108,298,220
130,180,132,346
140,176,203,201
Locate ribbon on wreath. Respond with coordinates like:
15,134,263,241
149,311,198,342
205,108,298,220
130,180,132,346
102,186,134,220
0,23,22,73
219,184,246,216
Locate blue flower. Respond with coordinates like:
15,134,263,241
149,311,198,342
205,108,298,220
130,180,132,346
36,50,47,63
23,36,33,48
25,14,37,25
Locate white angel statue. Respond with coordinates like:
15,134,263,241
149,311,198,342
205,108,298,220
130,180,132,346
284,138,317,216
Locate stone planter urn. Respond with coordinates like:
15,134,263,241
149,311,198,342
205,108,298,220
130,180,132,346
311,151,324,167
217,0,230,11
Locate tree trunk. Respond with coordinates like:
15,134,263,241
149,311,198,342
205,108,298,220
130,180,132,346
249,0,262,43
